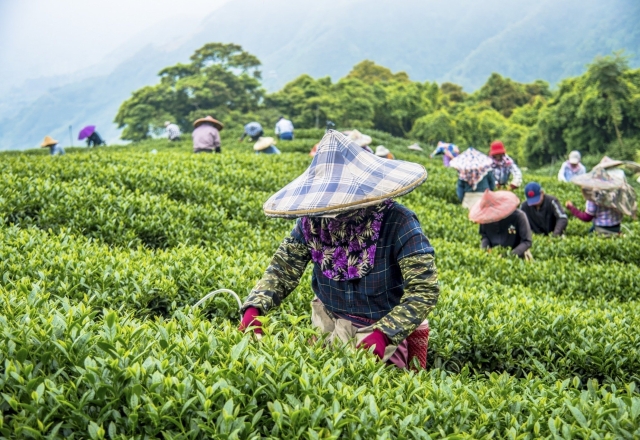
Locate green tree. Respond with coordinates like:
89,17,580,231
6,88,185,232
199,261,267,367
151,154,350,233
115,43,264,141
586,53,631,148
475,73,550,117
346,60,410,84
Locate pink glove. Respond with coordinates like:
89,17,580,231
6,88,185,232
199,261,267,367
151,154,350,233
357,329,389,359
239,307,263,335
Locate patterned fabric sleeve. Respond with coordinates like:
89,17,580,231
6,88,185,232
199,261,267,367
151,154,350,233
373,253,439,344
509,162,523,187
372,213,439,344
241,234,311,313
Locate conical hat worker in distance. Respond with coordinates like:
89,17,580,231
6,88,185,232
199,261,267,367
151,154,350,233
239,130,439,369
253,137,281,155
469,190,533,259
40,135,65,156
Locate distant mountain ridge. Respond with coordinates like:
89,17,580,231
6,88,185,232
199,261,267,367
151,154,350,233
1,0,638,150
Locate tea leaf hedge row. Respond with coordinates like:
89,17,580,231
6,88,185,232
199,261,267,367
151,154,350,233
1,134,639,438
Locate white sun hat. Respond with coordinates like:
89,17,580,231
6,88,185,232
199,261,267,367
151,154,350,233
375,145,391,157
254,137,276,151
568,150,581,165
263,130,427,218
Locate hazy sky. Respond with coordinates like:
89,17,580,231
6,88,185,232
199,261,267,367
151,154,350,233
0,0,229,90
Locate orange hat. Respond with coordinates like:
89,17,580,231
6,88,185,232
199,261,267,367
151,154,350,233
468,190,520,224
193,116,224,130
41,135,58,147
489,141,506,156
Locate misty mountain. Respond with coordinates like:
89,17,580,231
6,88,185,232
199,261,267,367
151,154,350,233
1,0,638,150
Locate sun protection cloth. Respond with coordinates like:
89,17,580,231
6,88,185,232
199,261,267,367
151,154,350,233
407,143,423,151
489,141,506,156
254,137,276,151
571,167,637,217
375,145,391,157
347,130,372,147
193,115,224,130
469,189,521,224
301,200,392,281
569,151,581,165
524,182,543,205
449,148,494,190
41,135,58,147
263,130,427,218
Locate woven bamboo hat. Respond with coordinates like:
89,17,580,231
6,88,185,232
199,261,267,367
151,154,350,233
41,136,58,147
468,190,520,224
593,156,623,170
254,137,276,151
263,130,427,218
193,116,224,130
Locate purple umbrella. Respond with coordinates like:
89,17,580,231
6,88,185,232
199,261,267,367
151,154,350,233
78,125,96,140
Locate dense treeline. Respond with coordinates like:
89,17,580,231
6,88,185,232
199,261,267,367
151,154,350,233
115,43,640,166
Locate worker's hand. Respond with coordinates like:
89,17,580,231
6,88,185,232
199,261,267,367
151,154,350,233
509,184,518,190
565,201,574,209
239,307,263,335
357,329,389,359
486,248,492,253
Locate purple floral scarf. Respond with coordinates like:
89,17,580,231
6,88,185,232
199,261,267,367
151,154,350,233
301,200,394,281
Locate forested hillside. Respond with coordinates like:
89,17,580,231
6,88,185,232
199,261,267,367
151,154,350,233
116,43,640,167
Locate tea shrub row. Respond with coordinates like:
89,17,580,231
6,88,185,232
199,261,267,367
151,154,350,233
0,134,638,438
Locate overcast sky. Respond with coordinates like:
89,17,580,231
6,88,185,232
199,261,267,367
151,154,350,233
0,0,229,91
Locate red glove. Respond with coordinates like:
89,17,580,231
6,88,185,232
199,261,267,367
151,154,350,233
239,307,263,335
357,329,389,359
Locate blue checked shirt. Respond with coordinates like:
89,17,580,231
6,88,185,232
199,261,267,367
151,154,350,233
243,202,440,343
585,200,623,227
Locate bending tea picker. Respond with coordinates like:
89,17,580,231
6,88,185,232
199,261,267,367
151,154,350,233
239,130,439,369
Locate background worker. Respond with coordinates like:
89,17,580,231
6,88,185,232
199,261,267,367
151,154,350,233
192,115,223,153
275,116,294,140
40,135,65,156
489,140,522,189
557,150,586,182
164,121,181,141
520,182,568,236
429,141,459,167
239,122,264,142
469,190,533,259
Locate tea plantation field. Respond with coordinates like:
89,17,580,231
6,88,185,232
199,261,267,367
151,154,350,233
1,129,639,438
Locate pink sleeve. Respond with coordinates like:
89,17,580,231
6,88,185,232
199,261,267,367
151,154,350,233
569,204,594,222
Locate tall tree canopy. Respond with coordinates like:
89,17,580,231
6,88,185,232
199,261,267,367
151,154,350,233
115,43,263,141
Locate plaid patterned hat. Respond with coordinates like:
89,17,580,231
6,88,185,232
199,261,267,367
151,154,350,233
263,130,427,218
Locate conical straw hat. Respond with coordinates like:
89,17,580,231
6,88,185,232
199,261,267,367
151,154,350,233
263,130,427,218
593,156,623,170
570,167,625,190
407,143,423,151
254,137,275,151
468,190,520,224
41,135,58,147
193,115,224,130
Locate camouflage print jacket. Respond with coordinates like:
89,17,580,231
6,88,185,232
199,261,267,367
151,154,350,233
242,203,439,344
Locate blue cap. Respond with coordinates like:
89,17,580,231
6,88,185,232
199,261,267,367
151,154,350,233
524,182,542,205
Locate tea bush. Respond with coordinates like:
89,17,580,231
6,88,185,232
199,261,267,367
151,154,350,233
1,133,639,438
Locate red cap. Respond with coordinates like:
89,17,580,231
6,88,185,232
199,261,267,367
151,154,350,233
489,141,506,156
